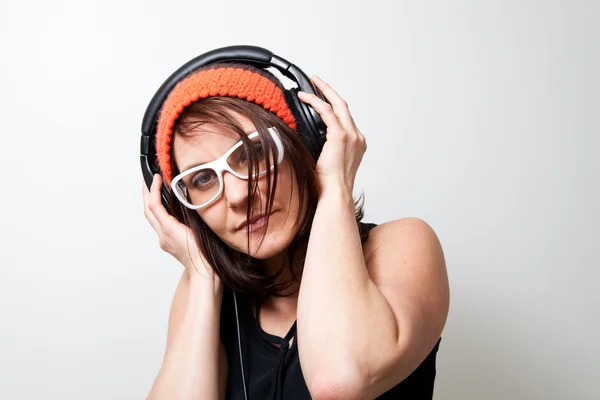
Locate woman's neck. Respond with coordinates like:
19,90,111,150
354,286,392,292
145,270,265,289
262,242,307,295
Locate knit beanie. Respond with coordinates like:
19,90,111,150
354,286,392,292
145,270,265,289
155,63,297,185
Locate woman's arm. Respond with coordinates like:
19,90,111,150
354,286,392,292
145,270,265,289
147,270,227,400
298,189,448,399
296,78,449,399
143,175,227,399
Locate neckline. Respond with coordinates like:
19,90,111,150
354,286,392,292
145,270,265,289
248,307,298,355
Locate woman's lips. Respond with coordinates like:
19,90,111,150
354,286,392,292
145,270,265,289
247,215,269,232
237,212,275,232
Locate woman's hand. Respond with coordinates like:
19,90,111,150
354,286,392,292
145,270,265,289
142,174,219,282
297,76,367,197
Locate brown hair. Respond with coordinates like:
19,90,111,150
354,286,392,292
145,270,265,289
168,96,366,307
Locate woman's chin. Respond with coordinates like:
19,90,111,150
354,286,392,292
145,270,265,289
247,236,288,259
225,214,299,259
228,229,290,259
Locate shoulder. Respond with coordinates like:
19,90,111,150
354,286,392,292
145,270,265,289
362,217,444,265
362,217,449,379
362,217,449,336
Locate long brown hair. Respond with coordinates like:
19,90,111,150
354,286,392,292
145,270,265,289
168,96,366,306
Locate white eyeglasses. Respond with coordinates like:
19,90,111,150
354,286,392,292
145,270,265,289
171,127,284,210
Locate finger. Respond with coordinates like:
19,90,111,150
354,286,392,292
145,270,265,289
142,176,150,200
145,205,162,234
310,75,357,135
143,176,163,233
142,177,155,220
297,90,344,133
148,174,176,227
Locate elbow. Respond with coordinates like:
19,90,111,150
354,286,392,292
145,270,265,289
307,367,367,400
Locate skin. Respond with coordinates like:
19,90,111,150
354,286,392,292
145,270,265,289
143,75,449,399
171,117,306,280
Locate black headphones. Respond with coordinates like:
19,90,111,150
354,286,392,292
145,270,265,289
140,45,328,212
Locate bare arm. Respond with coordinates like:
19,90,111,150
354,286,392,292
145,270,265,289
299,191,448,399
147,271,227,400
143,175,228,399
296,79,449,399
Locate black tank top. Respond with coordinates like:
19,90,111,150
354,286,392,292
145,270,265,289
219,223,441,399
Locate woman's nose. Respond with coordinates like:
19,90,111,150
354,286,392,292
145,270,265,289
222,171,250,208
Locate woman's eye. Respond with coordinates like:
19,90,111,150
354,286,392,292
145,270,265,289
240,143,265,163
254,143,265,157
191,170,217,188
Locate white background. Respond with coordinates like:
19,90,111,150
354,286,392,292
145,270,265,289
1,0,598,399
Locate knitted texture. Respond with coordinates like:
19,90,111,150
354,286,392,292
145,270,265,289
156,65,297,185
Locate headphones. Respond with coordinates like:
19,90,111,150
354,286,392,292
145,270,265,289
140,45,328,212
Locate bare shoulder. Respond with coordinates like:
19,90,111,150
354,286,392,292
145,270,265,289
363,217,445,266
362,217,449,335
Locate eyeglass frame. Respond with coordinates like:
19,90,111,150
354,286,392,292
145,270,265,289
170,127,285,210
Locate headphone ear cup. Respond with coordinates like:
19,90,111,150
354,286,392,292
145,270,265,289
284,88,324,161
149,152,172,213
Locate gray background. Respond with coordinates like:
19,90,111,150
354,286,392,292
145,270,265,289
1,0,598,399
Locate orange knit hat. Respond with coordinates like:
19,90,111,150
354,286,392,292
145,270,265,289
156,63,297,185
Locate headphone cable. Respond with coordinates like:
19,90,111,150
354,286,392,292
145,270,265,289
233,291,249,400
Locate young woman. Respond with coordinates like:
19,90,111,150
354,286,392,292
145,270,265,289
142,60,449,400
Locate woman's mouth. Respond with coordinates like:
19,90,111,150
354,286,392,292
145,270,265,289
238,212,274,232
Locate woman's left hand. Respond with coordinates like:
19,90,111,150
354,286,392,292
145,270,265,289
297,76,367,198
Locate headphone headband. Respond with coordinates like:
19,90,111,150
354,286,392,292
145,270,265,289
142,45,319,138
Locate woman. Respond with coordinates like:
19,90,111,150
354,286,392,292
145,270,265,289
142,60,450,399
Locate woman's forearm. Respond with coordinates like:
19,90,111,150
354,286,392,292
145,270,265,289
297,185,398,397
147,275,224,400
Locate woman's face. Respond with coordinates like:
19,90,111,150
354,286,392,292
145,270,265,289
172,112,303,260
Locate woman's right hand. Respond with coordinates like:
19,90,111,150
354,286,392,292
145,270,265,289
142,174,220,283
